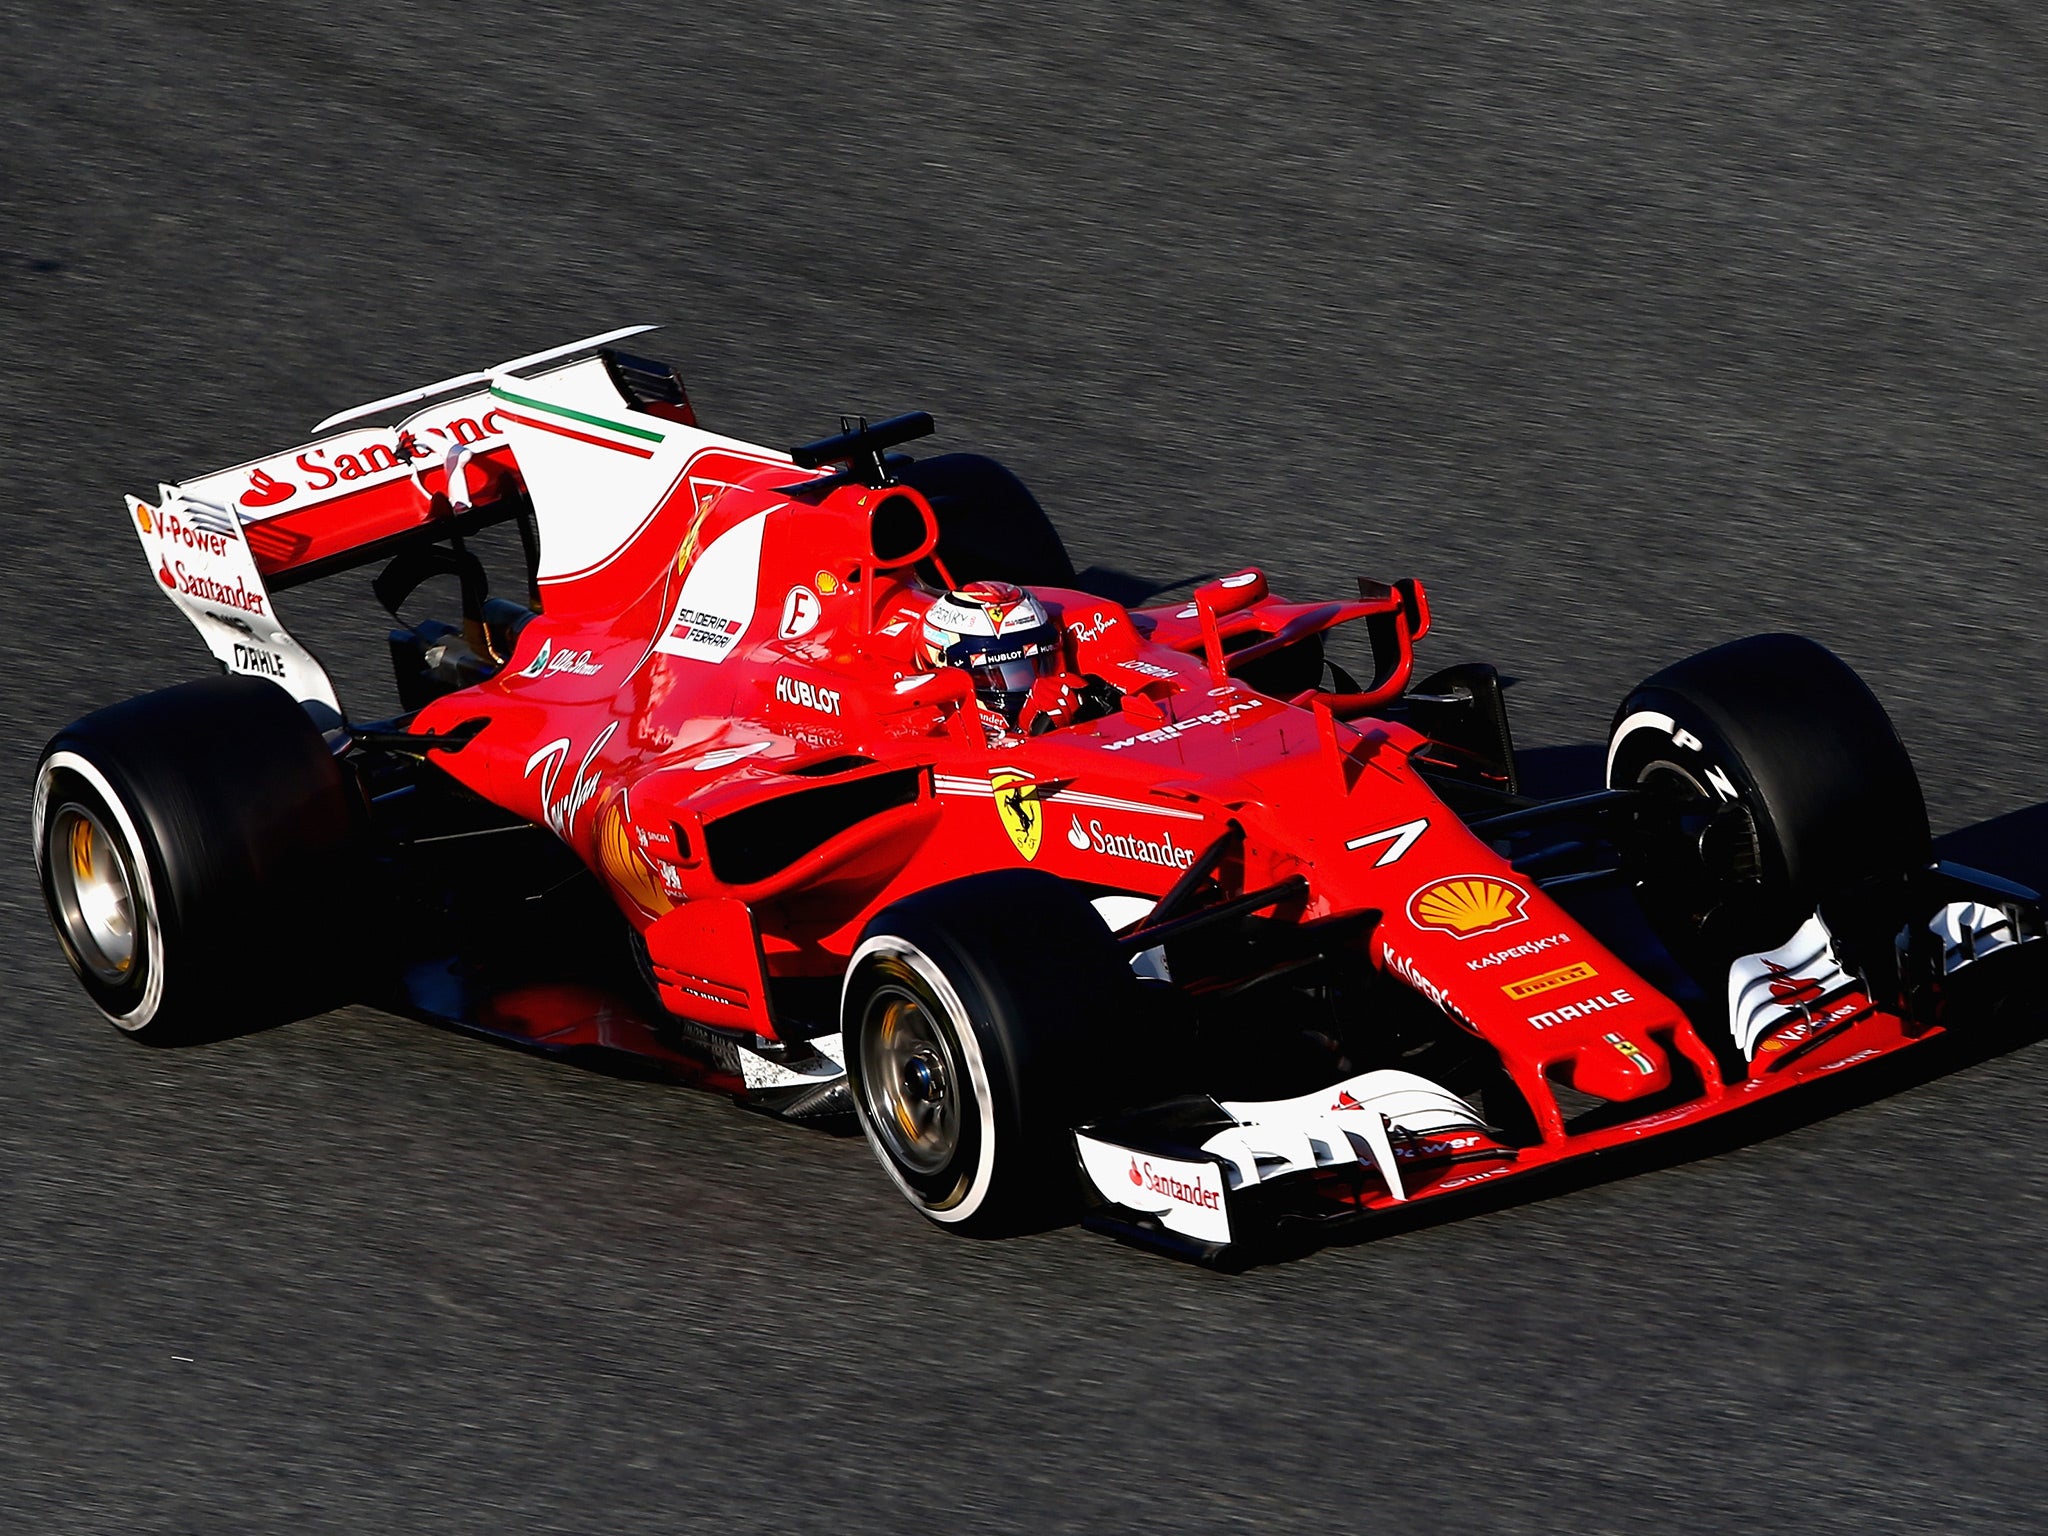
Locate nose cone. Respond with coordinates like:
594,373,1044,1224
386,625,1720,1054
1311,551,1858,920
1563,1029,1672,1102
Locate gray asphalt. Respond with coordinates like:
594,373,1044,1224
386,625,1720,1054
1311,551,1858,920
5,2,2048,1530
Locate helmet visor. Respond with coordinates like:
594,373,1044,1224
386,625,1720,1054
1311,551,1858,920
968,652,1057,699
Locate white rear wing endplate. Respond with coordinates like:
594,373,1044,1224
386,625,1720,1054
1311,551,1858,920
128,492,343,725
129,325,668,725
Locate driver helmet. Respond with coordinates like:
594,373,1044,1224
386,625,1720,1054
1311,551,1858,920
920,580,1061,726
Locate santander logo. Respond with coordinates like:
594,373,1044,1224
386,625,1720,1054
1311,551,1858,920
228,408,508,513
240,467,297,509
160,558,267,615
1130,1157,1222,1212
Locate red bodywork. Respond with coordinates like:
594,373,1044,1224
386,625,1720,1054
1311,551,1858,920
383,432,1944,1221
117,332,2023,1256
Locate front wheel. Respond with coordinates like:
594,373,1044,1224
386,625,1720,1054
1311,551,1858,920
1606,632,1929,948
842,870,1141,1233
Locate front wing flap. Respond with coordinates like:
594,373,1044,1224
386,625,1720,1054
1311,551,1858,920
1078,868,2046,1263
1076,1069,1517,1260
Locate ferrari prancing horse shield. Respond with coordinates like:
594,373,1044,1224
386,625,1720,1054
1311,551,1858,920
990,767,1042,861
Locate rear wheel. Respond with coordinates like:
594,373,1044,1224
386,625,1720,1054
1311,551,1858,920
1606,632,1929,950
33,677,364,1042
897,453,1077,589
842,870,1140,1232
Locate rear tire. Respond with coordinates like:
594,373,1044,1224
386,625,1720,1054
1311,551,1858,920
1606,632,1929,944
897,453,1077,590
842,870,1139,1233
33,677,364,1042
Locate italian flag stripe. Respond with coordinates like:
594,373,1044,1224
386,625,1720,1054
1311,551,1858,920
489,385,665,443
494,408,656,458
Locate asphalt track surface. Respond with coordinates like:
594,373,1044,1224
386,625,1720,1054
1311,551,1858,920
6,3,2048,1530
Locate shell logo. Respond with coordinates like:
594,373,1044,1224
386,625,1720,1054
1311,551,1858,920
1408,875,1530,939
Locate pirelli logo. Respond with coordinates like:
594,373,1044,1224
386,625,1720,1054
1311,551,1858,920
1502,961,1597,1000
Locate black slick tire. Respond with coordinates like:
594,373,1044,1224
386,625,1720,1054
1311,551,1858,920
896,453,1077,590
1606,632,1929,939
842,869,1138,1234
32,676,364,1043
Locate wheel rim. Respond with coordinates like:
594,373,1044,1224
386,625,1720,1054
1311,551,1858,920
48,805,140,984
859,982,964,1178
1633,758,1712,802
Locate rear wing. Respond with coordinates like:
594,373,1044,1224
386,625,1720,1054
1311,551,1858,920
161,325,657,590
129,325,768,723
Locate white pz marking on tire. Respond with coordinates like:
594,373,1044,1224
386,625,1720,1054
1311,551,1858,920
1607,710,1740,802
34,751,167,1031
842,933,1000,1224
1604,711,1675,785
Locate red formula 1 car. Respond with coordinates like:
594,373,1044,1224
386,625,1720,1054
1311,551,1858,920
32,326,2043,1260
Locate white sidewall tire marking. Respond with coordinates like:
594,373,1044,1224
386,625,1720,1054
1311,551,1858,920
1610,708,1741,802
1605,710,1676,786
843,933,1000,1225
33,751,167,1032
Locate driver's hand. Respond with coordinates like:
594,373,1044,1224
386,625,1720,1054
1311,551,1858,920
1020,672,1123,736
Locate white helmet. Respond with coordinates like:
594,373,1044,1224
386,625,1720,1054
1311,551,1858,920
919,581,1062,726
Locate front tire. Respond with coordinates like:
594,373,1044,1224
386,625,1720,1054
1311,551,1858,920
842,870,1139,1233
1606,632,1929,945
33,677,364,1042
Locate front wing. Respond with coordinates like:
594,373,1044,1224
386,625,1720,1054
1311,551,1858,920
1075,878,2044,1262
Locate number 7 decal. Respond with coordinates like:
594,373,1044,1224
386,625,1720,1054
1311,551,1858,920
1345,817,1429,866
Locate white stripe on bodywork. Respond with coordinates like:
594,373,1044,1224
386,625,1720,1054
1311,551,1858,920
649,507,772,664
310,324,658,433
933,775,1205,821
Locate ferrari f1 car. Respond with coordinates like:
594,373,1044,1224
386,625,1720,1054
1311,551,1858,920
32,325,2044,1261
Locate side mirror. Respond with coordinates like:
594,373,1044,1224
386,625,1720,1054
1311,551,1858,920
868,489,938,567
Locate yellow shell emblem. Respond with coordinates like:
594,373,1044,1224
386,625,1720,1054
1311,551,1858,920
1408,875,1529,938
990,767,1042,861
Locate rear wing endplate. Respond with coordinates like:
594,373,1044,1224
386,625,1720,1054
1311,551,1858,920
129,326,663,724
